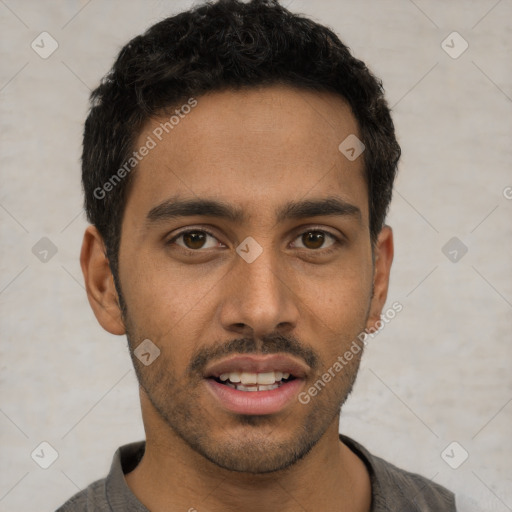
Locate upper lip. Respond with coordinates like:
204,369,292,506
203,354,309,379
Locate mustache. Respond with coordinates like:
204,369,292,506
188,332,319,376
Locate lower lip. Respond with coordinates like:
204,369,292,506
205,378,304,415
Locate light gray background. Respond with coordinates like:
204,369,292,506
1,1,511,511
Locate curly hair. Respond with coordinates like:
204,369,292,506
82,0,401,282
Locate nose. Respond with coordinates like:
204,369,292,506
218,245,300,339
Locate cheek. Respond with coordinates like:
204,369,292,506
119,249,218,347
307,285,371,348
296,257,373,329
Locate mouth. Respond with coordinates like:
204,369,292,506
203,355,307,415
213,370,295,391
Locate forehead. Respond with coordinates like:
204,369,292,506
125,84,368,225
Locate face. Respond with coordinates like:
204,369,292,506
83,85,393,474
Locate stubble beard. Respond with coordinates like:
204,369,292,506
125,328,363,474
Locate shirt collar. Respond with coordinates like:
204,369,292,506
104,435,412,511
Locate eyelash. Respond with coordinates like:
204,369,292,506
167,228,223,252
166,226,343,255
292,230,340,254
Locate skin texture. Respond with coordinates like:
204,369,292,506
80,84,393,512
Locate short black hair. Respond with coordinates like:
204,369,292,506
82,0,400,283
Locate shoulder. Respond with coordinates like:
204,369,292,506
341,435,456,511
55,477,108,512
55,441,146,512
370,453,456,511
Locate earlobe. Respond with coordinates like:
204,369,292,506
80,226,126,336
366,225,394,333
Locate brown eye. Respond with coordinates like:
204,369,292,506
292,230,337,251
171,230,221,250
183,231,207,249
302,231,325,249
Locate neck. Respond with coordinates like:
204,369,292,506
126,395,371,512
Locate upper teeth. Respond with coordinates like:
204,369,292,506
219,371,290,385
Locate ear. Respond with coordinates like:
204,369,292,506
80,225,126,335
366,225,394,332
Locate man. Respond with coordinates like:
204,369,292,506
57,0,456,510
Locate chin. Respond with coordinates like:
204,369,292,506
183,419,321,474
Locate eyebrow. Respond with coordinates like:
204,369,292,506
275,197,361,224
146,196,361,225
147,197,246,224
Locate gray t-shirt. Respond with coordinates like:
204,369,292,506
56,435,456,511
